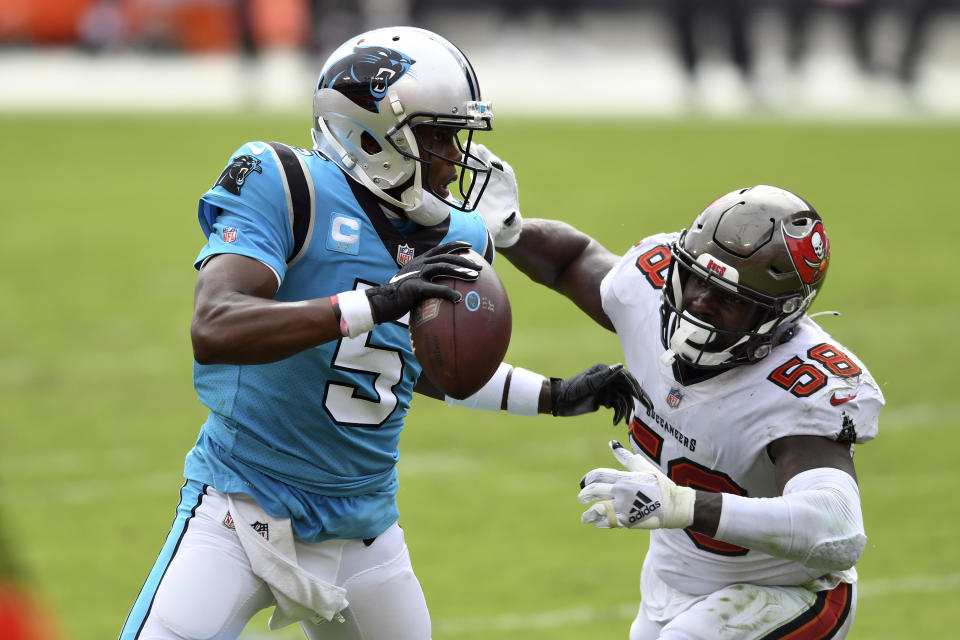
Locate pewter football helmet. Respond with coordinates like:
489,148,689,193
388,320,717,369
312,26,493,225
660,185,831,369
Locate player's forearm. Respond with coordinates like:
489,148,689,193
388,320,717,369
443,362,636,421
500,218,615,330
500,218,590,288
692,469,866,571
443,363,546,415
191,293,342,364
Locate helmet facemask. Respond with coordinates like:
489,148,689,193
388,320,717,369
660,236,813,370
386,109,493,213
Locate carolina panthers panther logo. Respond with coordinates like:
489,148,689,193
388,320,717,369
215,154,262,195
318,46,415,113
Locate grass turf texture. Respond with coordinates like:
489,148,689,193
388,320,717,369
1,114,957,639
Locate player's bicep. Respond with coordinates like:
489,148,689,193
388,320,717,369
195,254,280,305
191,254,284,363
768,435,857,493
558,238,619,330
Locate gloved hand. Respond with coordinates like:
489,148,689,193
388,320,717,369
550,364,650,425
578,441,696,530
365,241,481,324
471,143,523,248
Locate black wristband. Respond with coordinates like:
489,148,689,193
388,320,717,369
549,377,563,416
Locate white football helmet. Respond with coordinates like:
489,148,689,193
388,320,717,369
312,26,494,225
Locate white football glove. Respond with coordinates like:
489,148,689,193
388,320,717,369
578,441,696,530
471,143,523,248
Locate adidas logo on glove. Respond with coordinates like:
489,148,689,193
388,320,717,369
627,490,661,524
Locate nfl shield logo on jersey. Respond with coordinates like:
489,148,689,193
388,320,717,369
666,388,684,408
396,244,415,266
222,227,238,243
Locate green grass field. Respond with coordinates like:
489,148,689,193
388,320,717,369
1,113,958,639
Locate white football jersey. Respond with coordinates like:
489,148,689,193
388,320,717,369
599,233,883,595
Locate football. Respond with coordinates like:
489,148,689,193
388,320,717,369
410,251,512,399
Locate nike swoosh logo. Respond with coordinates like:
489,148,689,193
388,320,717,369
830,393,857,406
388,270,420,284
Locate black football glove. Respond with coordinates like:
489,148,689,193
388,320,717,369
550,364,651,426
365,241,481,324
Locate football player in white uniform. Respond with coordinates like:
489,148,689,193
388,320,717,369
499,184,883,639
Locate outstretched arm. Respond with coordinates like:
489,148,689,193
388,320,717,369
500,218,620,331
455,221,644,422
435,361,649,427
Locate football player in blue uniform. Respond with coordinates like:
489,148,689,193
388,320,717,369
119,27,643,640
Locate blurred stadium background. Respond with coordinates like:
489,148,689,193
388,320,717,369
2,1,959,639
2,0,960,117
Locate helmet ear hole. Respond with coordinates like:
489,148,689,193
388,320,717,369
360,132,383,154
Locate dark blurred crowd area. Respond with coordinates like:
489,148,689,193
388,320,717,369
1,0,959,88
2,0,958,87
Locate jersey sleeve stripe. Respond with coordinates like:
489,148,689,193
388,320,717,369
481,231,495,264
267,142,316,267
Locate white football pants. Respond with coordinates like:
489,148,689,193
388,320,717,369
119,481,431,639
630,561,857,640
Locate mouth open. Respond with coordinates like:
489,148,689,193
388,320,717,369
432,172,457,199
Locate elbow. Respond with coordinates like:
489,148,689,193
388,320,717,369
191,318,218,364
805,533,867,571
191,303,227,364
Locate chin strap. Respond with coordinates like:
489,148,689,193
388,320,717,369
666,313,740,368
660,349,677,367
404,191,451,226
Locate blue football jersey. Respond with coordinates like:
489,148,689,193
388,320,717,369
184,141,492,541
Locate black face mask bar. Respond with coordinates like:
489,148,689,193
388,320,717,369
387,113,493,212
